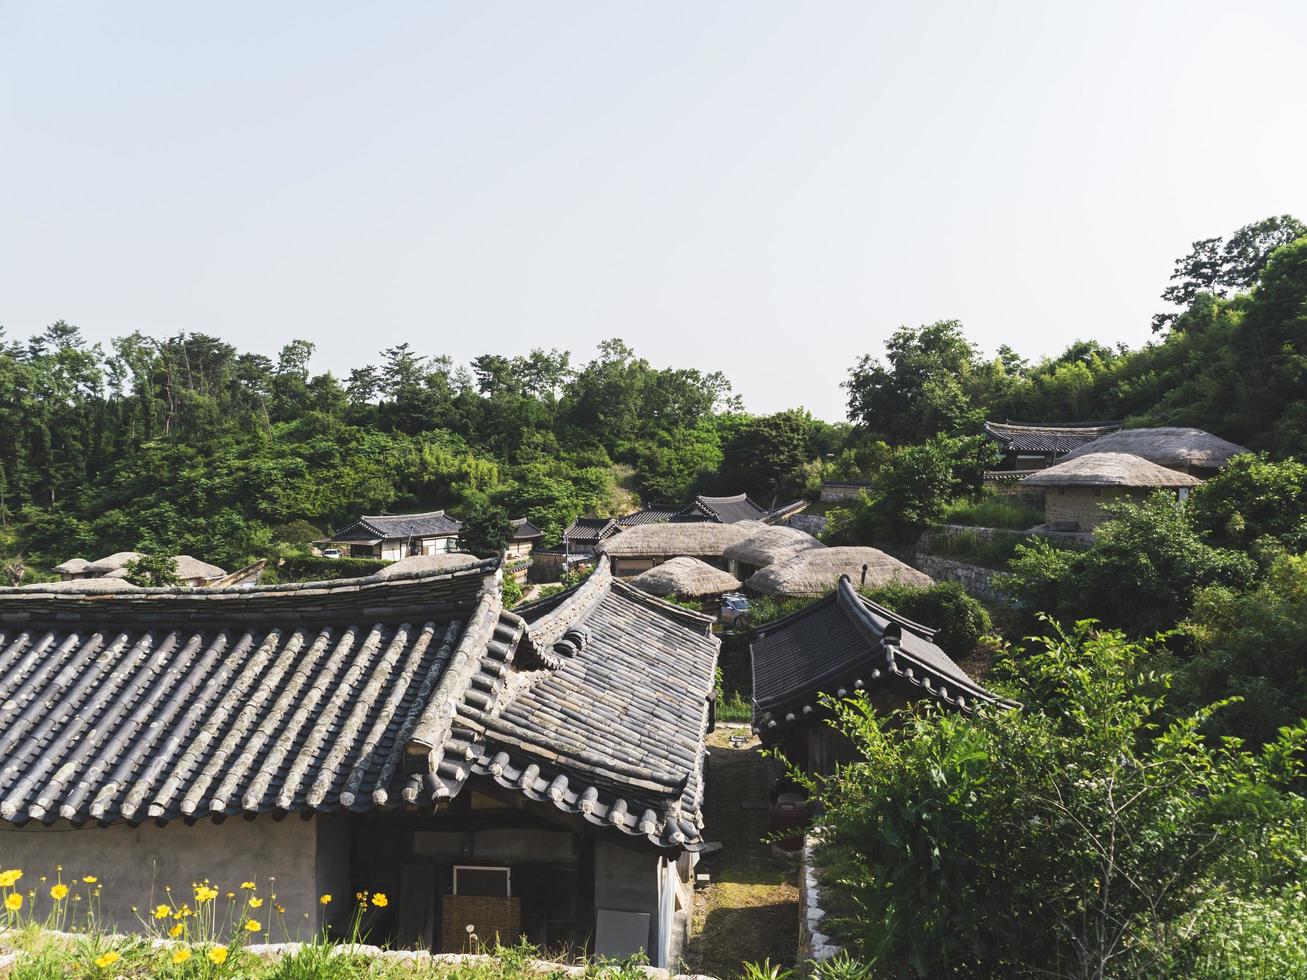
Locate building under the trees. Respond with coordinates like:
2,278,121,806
0,556,717,967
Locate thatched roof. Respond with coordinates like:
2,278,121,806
51,558,89,574
373,553,482,579
630,557,742,598
1021,452,1202,488
723,526,825,569
83,551,142,575
172,555,227,581
598,521,761,558
21,577,143,594
746,546,933,598
1060,427,1247,470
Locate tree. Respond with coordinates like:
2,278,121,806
844,321,987,442
807,621,1307,978
123,553,183,587
1152,214,1306,332
457,501,514,558
718,409,815,501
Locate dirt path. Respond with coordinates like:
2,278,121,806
682,727,800,978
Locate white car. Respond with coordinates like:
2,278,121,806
321,548,342,560
719,592,750,626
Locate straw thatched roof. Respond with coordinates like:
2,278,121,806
83,551,142,575
22,577,143,594
51,558,89,574
724,526,825,569
629,557,742,598
598,521,761,558
172,555,227,582
1021,452,1202,488
373,553,482,579
1060,427,1247,470
747,546,933,598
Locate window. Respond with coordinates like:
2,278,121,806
453,865,511,897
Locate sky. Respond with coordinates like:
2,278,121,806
2,2,1306,421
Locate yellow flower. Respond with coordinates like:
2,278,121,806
169,922,184,938
50,883,69,901
93,951,119,970
0,870,22,888
371,892,388,908
274,903,285,914
249,897,264,909
240,881,256,890
244,918,261,933
154,903,172,920
171,948,192,965
319,894,332,905
82,876,98,884
4,893,22,912
208,945,229,965
194,885,218,903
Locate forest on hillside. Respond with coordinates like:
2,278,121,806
2,215,1303,577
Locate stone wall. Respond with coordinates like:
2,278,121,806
913,554,1006,603
798,837,841,968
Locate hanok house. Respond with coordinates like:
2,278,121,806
506,519,543,560
1020,451,1201,532
1056,426,1249,478
598,521,760,578
562,517,619,559
751,575,1015,776
327,511,462,560
675,493,808,526
0,555,717,967
983,420,1121,471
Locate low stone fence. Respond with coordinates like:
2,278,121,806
799,837,842,968
914,554,1006,604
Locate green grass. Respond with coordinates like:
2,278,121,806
923,529,1021,569
685,729,799,978
942,496,1043,530
716,690,753,723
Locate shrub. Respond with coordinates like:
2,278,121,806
274,556,389,582
806,622,1307,978
999,493,1258,637
921,529,1021,568
941,495,1043,530
863,581,992,656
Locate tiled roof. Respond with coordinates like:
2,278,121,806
616,505,683,527
0,562,510,826
332,511,461,542
0,556,718,851
562,517,619,545
498,559,718,849
677,494,770,524
983,421,1121,454
510,518,544,540
751,576,1015,729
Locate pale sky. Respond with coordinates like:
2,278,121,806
3,2,1305,420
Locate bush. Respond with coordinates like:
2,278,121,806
807,622,1307,978
274,556,389,582
999,493,1258,637
921,529,1021,568
941,495,1043,530
1172,553,1307,746
863,580,992,656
